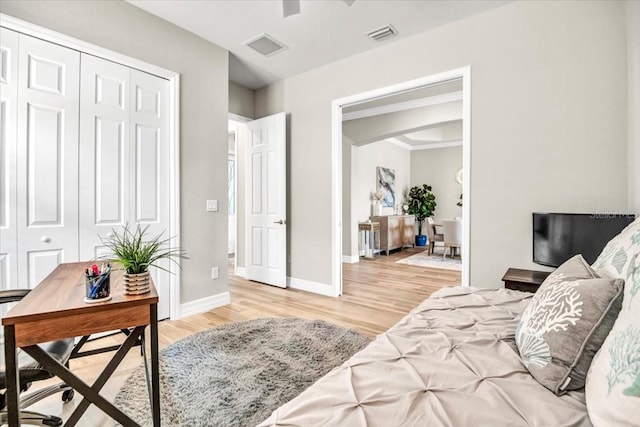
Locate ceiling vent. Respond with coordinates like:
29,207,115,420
367,25,397,42
244,33,288,57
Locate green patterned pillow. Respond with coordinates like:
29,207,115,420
516,255,624,395
592,216,640,302
586,218,640,426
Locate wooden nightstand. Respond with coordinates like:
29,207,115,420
502,268,551,293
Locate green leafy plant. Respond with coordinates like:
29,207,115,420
100,224,187,274
406,184,437,235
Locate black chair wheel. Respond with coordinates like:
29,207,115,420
43,415,63,427
62,389,74,402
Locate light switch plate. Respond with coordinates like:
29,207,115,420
206,200,218,212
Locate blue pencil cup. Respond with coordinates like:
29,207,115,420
84,272,111,303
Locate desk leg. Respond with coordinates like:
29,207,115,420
4,325,19,426
151,303,161,426
24,339,140,426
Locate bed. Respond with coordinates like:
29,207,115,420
258,286,592,426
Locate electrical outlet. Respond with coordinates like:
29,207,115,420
211,266,219,279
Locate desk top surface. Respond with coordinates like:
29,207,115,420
3,262,158,325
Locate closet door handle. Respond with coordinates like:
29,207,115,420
41,236,51,243
274,220,286,225
107,232,115,238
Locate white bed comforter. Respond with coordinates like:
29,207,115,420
259,286,592,427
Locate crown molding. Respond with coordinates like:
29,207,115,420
343,90,462,121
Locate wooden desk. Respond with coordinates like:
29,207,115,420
2,262,160,426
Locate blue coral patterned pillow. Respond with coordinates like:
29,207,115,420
516,255,624,395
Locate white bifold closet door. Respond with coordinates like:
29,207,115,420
79,54,170,319
0,29,172,319
14,32,80,290
0,28,20,298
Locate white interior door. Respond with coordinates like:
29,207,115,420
245,112,287,287
130,68,171,319
16,34,80,289
0,28,19,296
79,54,130,261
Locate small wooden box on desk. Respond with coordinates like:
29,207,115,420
502,268,551,293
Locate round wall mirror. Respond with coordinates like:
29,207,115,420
455,168,463,185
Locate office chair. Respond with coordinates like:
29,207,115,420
0,289,75,427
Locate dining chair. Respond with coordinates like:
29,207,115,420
426,217,444,255
442,219,462,259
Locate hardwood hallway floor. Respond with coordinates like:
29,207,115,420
29,247,460,425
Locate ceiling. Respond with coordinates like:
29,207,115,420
127,0,510,90
343,79,462,150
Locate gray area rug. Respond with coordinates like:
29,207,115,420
114,318,370,426
396,251,462,271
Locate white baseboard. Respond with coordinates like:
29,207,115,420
287,276,339,297
342,255,359,264
235,266,246,277
176,291,230,319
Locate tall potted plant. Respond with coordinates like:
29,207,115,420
406,184,437,246
100,224,187,295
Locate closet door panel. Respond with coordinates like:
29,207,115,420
79,54,130,260
16,35,79,288
130,69,170,319
0,28,19,294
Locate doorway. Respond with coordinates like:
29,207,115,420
331,67,472,296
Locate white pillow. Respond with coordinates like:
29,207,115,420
586,218,640,426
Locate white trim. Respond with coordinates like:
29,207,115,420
228,113,252,123
1,13,183,320
235,266,247,278
176,292,231,319
332,67,472,296
461,67,471,288
331,97,344,297
342,90,463,121
342,255,359,264
169,73,182,322
387,138,462,151
287,277,338,297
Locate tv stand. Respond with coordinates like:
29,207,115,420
501,268,551,293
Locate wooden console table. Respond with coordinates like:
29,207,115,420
370,215,415,256
502,268,551,293
2,262,160,426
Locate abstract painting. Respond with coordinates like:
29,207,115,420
376,167,395,208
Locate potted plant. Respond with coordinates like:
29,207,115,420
100,224,187,295
406,184,437,246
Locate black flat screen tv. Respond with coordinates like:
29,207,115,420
533,213,635,267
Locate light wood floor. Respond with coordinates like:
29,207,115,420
25,247,460,426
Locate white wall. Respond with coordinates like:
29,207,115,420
0,0,230,303
345,140,411,258
342,136,353,257
255,80,284,119
266,0,628,289
229,81,255,119
628,0,640,214
411,146,463,223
